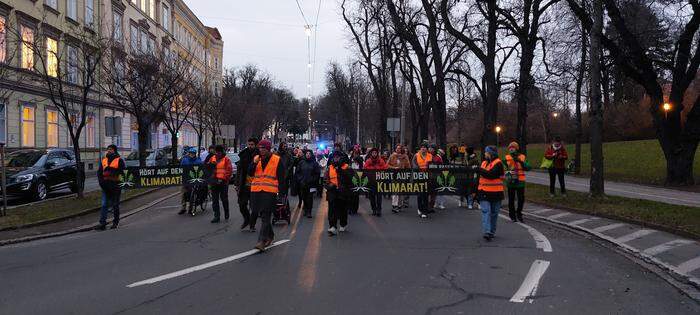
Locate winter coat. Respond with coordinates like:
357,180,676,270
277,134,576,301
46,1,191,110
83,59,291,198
325,156,355,201
364,156,388,170
236,147,258,189
295,157,321,188
97,153,125,193
180,155,202,166
476,157,505,201
387,152,411,169
545,145,569,170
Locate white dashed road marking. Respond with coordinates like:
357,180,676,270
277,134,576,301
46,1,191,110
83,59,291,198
532,208,554,215
547,212,571,220
568,218,599,226
614,230,656,243
676,256,700,274
127,239,291,288
510,260,551,303
643,240,695,256
592,223,626,233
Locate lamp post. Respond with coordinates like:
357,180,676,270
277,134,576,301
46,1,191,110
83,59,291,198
663,102,671,119
553,112,559,118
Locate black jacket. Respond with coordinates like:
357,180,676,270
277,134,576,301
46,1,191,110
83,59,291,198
295,157,321,187
236,147,259,188
248,154,287,194
325,156,355,201
97,153,125,193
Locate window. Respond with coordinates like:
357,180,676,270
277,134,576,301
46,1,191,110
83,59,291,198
21,106,35,147
46,37,58,77
86,115,95,147
21,26,34,70
140,30,148,53
141,0,147,11
45,0,57,9
162,4,169,31
147,36,155,54
149,0,155,19
0,16,6,63
85,0,94,26
113,11,123,42
67,46,78,84
0,102,5,143
47,110,59,147
67,0,77,20
130,24,138,51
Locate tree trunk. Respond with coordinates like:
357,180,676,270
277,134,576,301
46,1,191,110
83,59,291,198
170,132,179,165
71,138,85,198
516,43,535,154
137,123,150,167
575,27,586,175
588,0,605,197
663,141,698,186
196,132,203,158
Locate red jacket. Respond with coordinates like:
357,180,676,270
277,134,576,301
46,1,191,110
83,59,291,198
364,157,388,170
545,146,568,170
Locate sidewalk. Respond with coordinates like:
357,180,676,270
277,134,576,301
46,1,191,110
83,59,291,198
527,171,700,207
0,187,180,245
522,203,700,292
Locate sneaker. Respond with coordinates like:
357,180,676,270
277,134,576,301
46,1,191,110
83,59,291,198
94,224,106,231
483,233,492,241
110,223,119,230
339,226,346,232
328,226,337,236
420,214,428,218
254,242,266,251
458,201,463,207
517,216,524,223
392,206,399,213
178,209,186,215
240,221,249,230
211,218,220,223
249,226,256,233
468,205,473,210
438,204,446,210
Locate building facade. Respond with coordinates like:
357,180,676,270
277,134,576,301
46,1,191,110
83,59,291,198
0,0,223,171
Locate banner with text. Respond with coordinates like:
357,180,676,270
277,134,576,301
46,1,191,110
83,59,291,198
350,166,477,195
119,166,208,189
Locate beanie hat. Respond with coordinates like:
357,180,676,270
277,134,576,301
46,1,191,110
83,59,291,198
508,141,519,150
258,139,272,150
485,146,498,156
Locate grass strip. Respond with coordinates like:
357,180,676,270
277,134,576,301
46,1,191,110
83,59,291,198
0,188,150,230
525,183,700,239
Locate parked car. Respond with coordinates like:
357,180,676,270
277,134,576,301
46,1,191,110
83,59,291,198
3,149,78,201
124,149,168,167
226,152,240,185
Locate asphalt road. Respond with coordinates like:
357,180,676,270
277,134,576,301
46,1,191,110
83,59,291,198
527,171,700,207
1,194,698,314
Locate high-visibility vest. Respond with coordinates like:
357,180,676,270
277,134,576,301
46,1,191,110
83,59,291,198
210,155,231,181
328,163,349,186
505,154,526,181
101,157,121,181
415,152,433,169
478,159,505,192
251,154,280,193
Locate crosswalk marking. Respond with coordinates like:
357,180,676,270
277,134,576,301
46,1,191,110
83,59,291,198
643,240,695,256
614,229,656,243
592,223,625,233
532,208,554,215
677,256,700,274
547,212,571,220
568,218,599,226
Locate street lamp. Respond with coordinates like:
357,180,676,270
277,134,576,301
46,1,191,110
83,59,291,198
663,102,671,119
495,125,502,150
304,25,312,37
553,112,559,118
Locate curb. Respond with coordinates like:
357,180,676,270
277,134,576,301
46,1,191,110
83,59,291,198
0,188,162,232
0,191,180,247
523,210,700,298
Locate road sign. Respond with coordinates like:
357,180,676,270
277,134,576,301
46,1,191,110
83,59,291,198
386,117,401,132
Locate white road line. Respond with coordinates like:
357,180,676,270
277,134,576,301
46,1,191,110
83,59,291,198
568,218,599,226
643,240,695,256
510,260,551,303
126,239,291,288
677,256,700,274
592,223,625,233
614,230,656,243
499,214,553,253
547,212,571,220
532,208,554,215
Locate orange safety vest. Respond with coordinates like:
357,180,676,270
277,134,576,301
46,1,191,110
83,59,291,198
328,163,349,186
101,157,121,181
505,154,526,181
478,159,505,192
210,155,231,181
251,154,280,193
415,152,433,169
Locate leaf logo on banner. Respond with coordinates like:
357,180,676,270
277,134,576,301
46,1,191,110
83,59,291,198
188,166,205,184
118,170,135,188
352,171,370,193
435,170,457,192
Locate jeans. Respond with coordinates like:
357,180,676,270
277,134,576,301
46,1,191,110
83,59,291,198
211,184,230,219
99,190,121,226
328,198,348,228
368,191,382,214
480,199,502,235
300,185,314,216
508,187,525,220
548,168,566,194
238,187,251,225
251,192,276,242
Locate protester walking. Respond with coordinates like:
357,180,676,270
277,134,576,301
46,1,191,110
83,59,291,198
250,140,286,250
505,142,531,222
428,146,447,210
348,145,364,215
325,152,354,236
387,144,411,213
96,144,125,231
364,148,388,216
207,145,233,223
295,150,321,218
472,146,505,241
412,142,433,218
462,146,480,209
544,136,568,197
236,138,259,230
179,147,202,215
